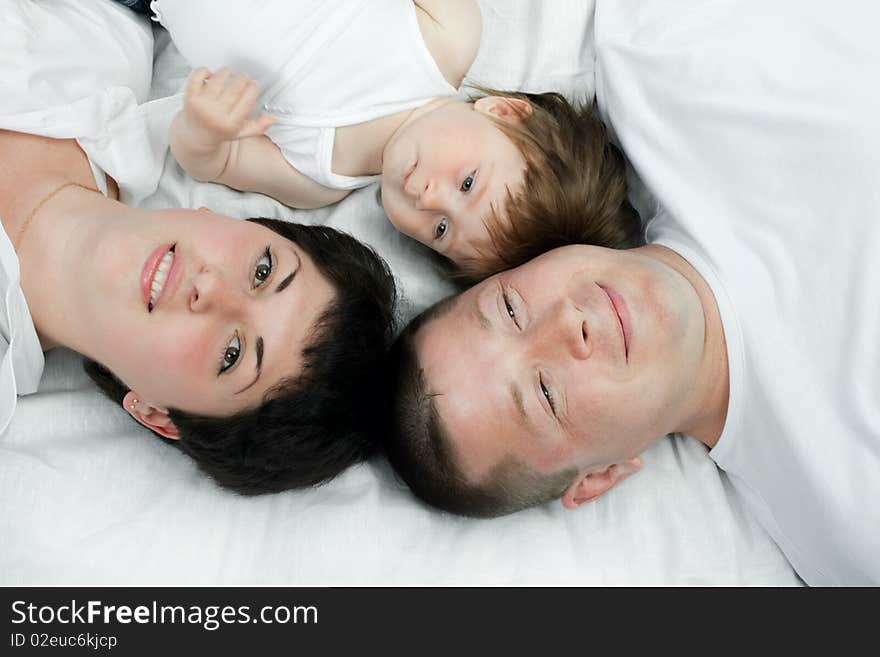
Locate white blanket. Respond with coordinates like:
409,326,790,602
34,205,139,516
0,2,800,586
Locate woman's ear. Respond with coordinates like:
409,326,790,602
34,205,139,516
560,457,643,510
473,96,533,124
122,391,180,440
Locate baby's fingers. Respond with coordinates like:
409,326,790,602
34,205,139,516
230,78,261,115
229,78,273,137
225,74,253,104
237,113,275,139
186,67,212,97
202,67,233,99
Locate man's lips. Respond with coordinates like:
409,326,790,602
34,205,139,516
598,284,632,361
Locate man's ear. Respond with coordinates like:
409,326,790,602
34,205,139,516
122,391,180,440
473,95,533,124
560,457,643,510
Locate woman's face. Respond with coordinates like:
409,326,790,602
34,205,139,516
74,209,335,418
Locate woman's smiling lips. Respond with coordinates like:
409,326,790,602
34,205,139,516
141,243,182,312
598,284,632,361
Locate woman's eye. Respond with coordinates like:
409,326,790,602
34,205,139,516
434,217,448,240
220,333,241,374
253,247,272,287
460,173,475,193
540,375,557,415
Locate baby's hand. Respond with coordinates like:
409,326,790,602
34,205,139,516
181,67,275,145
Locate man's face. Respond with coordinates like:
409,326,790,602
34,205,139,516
414,244,709,485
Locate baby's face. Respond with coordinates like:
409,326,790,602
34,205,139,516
380,98,527,267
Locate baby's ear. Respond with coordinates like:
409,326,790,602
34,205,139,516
473,96,533,124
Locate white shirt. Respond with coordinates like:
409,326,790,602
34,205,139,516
0,223,44,436
595,0,880,584
152,0,458,190
0,0,171,435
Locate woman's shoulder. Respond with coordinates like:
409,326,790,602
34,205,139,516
0,132,99,233
414,0,482,89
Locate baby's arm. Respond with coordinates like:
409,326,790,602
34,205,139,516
413,0,481,87
170,68,350,209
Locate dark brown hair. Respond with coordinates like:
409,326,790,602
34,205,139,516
84,219,398,494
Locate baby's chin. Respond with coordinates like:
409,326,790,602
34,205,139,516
378,191,413,240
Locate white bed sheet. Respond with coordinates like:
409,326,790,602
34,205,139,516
0,2,800,586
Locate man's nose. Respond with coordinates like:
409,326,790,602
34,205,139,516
189,269,244,315
534,301,592,361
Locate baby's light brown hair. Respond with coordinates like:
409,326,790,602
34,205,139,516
458,88,641,281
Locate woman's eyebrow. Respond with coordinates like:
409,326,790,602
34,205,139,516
236,247,301,395
235,337,264,395
275,272,295,293
275,250,302,293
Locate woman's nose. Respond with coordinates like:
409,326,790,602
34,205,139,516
189,269,243,315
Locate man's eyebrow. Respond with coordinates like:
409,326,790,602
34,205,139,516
509,382,529,426
235,336,264,395
474,300,491,331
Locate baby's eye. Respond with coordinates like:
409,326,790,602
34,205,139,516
253,247,272,287
220,332,241,374
434,217,448,240
460,173,475,193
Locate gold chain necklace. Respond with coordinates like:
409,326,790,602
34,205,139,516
13,181,98,253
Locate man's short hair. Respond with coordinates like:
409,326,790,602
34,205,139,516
84,218,398,493
382,296,576,517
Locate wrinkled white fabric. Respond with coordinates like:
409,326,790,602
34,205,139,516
0,3,802,586
596,0,880,585
0,223,44,437
0,0,163,437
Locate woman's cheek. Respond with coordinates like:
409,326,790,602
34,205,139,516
167,330,212,372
